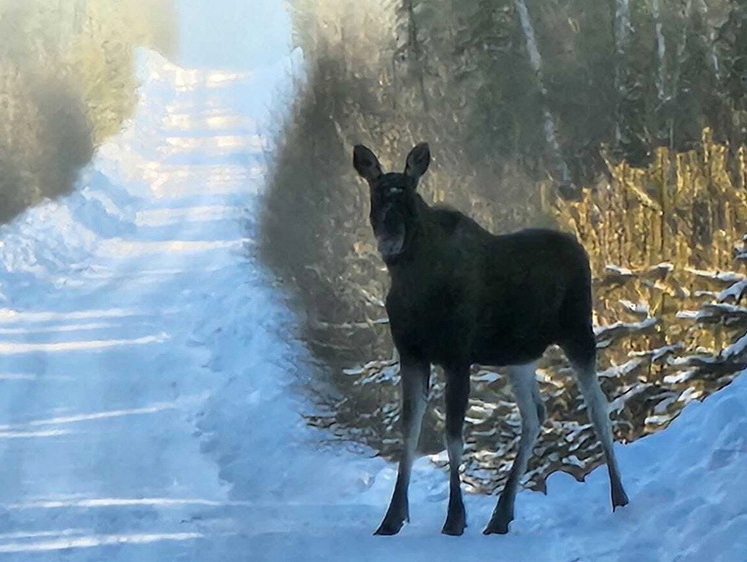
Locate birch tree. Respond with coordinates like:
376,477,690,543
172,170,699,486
514,0,571,188
613,0,633,147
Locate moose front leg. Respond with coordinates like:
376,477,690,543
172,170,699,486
442,364,470,536
374,356,430,535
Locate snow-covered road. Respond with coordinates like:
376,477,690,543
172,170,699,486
0,51,311,560
0,48,745,562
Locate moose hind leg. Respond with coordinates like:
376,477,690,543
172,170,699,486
563,336,629,510
441,365,470,536
484,363,542,535
375,357,430,535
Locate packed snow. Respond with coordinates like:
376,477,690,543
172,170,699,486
0,38,744,562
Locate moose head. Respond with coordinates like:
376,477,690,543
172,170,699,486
353,143,430,264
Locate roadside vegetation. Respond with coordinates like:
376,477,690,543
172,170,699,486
261,0,747,493
0,0,176,223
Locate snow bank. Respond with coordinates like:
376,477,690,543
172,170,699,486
220,366,746,562
0,164,140,309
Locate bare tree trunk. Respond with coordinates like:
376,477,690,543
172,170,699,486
669,0,694,149
652,0,667,106
613,0,632,146
697,0,721,81
514,0,570,187
404,0,429,113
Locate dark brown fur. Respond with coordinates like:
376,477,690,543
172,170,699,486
353,143,628,537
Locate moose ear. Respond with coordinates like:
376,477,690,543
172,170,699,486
404,142,430,182
353,145,383,183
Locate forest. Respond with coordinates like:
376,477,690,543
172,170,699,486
261,0,747,493
0,0,176,223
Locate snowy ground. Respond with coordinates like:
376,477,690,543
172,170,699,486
0,49,744,562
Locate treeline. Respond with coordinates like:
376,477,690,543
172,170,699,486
0,0,176,223
263,0,747,364
262,0,747,488
395,0,746,182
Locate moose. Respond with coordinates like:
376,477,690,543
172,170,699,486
353,142,629,536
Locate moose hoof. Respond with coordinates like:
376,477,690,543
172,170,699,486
374,518,405,536
483,516,511,535
441,513,466,536
612,485,630,511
